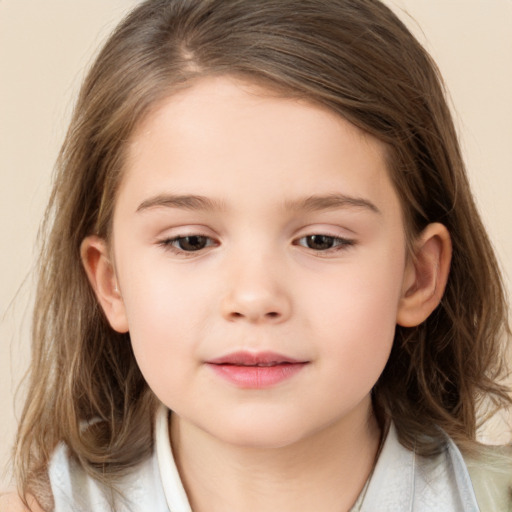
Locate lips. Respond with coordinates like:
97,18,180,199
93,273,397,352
206,351,308,388
207,351,303,366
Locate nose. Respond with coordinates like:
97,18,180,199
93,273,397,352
220,257,292,324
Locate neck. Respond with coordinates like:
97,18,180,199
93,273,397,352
170,398,381,512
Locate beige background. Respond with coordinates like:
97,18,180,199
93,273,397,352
1,0,511,490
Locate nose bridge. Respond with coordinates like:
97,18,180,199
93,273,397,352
220,243,291,324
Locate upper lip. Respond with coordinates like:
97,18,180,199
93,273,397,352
206,351,306,366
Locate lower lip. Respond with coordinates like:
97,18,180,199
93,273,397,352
207,363,307,388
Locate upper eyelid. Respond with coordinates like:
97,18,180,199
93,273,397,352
295,234,354,241
156,228,356,240
294,234,356,248
293,229,356,242
160,234,217,245
294,223,358,237
155,227,217,242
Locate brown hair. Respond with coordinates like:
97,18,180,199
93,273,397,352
15,0,511,507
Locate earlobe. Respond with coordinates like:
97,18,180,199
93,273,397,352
396,223,452,328
80,236,129,333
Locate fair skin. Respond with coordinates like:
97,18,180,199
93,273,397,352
3,76,450,511
0,493,45,512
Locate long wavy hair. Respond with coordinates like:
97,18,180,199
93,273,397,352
15,0,511,508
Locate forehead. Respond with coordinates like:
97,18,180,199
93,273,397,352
128,76,385,156
118,76,399,218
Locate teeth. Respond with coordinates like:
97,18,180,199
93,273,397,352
238,362,281,367
219,361,293,366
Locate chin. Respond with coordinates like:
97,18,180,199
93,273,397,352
208,413,316,450
223,428,305,450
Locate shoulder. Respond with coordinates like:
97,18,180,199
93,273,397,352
362,423,481,511
464,445,512,512
48,442,168,511
0,492,46,512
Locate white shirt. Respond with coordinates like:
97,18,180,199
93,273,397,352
49,405,481,511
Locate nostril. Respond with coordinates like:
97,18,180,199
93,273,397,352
266,312,280,318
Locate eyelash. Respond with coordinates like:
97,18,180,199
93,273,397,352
158,235,217,256
294,234,355,253
158,233,356,257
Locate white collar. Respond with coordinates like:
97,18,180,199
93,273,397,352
362,423,480,511
154,405,480,512
155,405,192,512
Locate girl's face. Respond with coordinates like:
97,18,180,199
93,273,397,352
108,76,412,448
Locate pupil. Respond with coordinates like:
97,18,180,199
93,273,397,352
180,236,207,251
307,235,334,250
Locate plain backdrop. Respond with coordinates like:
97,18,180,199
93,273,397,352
1,0,511,489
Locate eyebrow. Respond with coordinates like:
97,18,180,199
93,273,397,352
284,194,381,214
136,194,226,213
136,193,380,215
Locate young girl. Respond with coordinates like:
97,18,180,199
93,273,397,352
4,0,512,510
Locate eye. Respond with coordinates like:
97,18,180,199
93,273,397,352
295,234,355,252
159,235,216,253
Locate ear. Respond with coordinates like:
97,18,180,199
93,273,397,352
397,223,452,327
80,235,129,333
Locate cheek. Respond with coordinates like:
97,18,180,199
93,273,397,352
118,264,212,388
122,255,209,326
304,250,405,379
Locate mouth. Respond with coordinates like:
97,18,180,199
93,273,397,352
206,351,308,388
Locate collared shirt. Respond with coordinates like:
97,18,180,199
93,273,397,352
49,405,495,511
